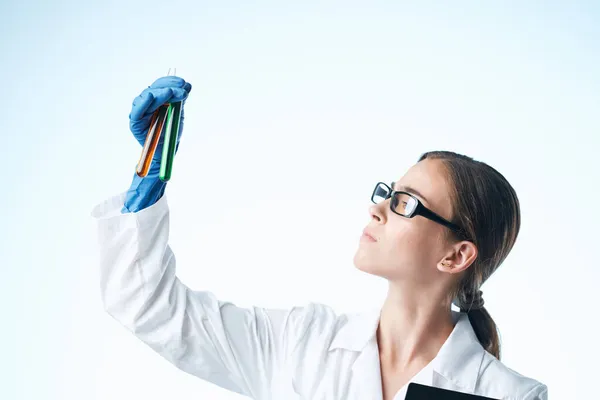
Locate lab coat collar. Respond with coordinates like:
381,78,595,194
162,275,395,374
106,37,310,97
329,308,382,353
328,308,485,392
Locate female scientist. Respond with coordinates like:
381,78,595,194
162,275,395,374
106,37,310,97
91,76,547,400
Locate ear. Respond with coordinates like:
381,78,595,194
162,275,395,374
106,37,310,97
437,241,478,275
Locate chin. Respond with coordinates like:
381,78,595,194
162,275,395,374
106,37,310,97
353,251,385,277
353,250,408,281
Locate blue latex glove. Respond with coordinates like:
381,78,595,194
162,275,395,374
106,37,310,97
130,76,192,160
121,76,192,214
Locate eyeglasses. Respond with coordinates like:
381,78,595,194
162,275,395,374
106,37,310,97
371,182,470,241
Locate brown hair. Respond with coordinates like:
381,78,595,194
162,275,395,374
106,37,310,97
418,150,521,360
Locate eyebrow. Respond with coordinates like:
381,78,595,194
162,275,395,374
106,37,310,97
391,182,429,204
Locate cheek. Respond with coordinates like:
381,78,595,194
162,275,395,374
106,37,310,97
384,223,445,271
353,220,447,279
387,228,429,262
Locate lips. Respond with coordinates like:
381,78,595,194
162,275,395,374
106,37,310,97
362,229,377,241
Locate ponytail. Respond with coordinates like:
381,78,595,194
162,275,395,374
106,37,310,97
466,307,501,360
454,289,501,360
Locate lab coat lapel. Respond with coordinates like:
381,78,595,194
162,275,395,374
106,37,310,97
351,338,383,400
431,312,486,392
328,308,383,400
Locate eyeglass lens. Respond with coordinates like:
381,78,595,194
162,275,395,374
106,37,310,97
372,183,418,216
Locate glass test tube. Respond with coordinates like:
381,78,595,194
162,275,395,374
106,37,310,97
136,104,170,178
159,101,182,182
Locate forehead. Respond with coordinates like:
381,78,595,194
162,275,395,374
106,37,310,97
394,159,452,213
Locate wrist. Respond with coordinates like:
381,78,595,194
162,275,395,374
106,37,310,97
121,161,167,213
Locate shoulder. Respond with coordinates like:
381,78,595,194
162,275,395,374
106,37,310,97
438,314,547,399
286,302,339,325
477,352,548,399
284,302,375,351
285,302,344,339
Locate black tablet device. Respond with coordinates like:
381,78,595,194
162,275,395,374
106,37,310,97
406,383,499,399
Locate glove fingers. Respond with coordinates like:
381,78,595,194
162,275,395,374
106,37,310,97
131,77,192,119
129,91,155,121
146,88,174,113
170,87,190,103
148,87,191,110
150,76,188,89
130,115,153,141
181,83,192,105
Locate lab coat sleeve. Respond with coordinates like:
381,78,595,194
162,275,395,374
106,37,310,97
523,383,548,400
90,191,301,399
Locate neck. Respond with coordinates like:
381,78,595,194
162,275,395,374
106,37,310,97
376,280,455,369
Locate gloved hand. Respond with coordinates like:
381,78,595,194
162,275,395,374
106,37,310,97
129,76,192,161
122,76,193,214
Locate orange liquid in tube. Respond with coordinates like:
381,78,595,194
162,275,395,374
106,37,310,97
136,104,169,177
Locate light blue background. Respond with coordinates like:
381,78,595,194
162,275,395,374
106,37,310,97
1,1,598,398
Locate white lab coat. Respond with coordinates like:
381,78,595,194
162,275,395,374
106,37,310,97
90,191,548,400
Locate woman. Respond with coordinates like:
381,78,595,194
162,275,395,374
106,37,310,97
91,76,547,399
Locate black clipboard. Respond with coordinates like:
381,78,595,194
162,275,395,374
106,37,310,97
406,383,499,399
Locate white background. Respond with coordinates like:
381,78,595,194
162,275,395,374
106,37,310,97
1,1,598,398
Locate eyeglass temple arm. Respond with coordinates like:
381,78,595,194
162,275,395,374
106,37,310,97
417,205,467,237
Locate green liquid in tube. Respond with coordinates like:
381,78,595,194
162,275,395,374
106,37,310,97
159,101,182,182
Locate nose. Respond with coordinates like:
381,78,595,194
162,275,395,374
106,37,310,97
369,201,387,223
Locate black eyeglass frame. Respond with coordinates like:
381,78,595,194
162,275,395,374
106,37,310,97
371,182,471,241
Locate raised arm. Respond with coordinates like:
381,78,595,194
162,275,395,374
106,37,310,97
91,76,310,399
